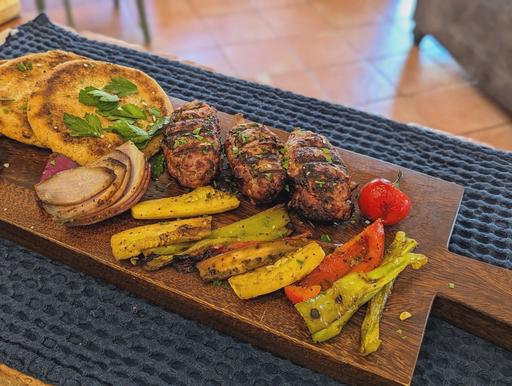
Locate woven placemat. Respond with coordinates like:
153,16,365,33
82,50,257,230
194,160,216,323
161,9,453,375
0,14,510,386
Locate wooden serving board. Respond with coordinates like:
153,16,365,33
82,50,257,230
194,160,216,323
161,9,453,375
0,98,510,386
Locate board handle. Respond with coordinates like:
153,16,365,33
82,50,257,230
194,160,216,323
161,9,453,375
430,249,512,351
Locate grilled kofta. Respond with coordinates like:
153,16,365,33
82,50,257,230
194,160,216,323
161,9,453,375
225,116,286,203
284,129,355,221
162,100,221,188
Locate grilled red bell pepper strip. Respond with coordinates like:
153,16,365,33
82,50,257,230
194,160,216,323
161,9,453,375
285,219,385,304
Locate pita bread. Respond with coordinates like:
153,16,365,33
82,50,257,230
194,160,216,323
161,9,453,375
0,50,84,147
28,59,172,165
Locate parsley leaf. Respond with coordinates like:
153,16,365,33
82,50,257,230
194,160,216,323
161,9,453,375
88,89,120,103
79,86,119,111
146,116,170,137
103,76,138,97
98,104,147,120
64,112,103,137
106,120,149,145
149,151,166,180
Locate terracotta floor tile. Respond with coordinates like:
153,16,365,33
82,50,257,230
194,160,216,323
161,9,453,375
174,47,239,77
372,49,469,96
221,38,303,78
267,70,328,100
150,19,216,52
465,123,512,152
311,0,384,28
314,62,395,106
250,0,308,9
342,22,413,60
258,4,332,36
203,12,275,46
413,84,510,134
188,0,253,16
145,0,197,24
286,31,360,69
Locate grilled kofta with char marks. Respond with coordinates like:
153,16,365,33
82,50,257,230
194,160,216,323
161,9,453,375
284,129,355,221
225,116,286,203
162,100,221,188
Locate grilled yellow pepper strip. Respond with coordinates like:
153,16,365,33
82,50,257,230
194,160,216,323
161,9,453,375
360,232,418,355
295,251,427,341
131,186,240,220
111,217,212,260
228,242,325,300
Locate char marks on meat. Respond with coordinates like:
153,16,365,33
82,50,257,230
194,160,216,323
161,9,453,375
225,116,286,203
162,100,221,188
285,129,355,221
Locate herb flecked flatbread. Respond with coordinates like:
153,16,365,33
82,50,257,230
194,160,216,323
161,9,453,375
0,50,84,147
28,59,173,165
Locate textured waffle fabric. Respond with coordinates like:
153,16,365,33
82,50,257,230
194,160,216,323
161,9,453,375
0,14,510,386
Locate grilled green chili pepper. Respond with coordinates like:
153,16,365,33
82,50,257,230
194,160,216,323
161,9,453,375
360,232,418,355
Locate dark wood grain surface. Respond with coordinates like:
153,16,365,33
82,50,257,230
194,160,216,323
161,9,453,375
0,98,510,386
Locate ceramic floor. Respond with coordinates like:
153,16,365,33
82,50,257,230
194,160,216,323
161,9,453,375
2,0,511,151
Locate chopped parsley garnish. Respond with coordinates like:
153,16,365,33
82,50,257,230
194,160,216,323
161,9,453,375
284,183,290,192
232,146,240,156
279,147,287,155
103,76,138,97
212,279,228,287
281,156,289,170
315,180,326,188
173,137,189,149
296,259,304,266
64,112,103,137
239,132,249,143
264,173,273,180
192,127,202,135
50,159,56,166
149,151,166,180
17,61,33,72
320,234,332,243
321,147,333,163
448,282,455,289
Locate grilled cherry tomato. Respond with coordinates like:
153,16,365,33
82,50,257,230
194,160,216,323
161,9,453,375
358,171,411,226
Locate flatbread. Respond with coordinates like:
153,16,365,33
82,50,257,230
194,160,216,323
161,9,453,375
28,59,173,165
0,50,84,147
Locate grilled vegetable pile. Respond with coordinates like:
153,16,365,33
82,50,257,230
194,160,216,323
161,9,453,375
162,100,221,188
294,231,427,345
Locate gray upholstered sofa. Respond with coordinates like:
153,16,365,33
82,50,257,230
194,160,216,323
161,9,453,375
414,0,512,113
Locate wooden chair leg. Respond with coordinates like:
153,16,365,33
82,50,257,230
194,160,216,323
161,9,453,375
63,0,75,27
136,0,151,45
413,26,426,46
36,0,46,13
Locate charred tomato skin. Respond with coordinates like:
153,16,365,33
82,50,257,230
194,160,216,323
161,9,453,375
358,178,411,225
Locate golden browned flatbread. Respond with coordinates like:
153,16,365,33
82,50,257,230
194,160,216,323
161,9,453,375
28,59,173,165
0,50,84,147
